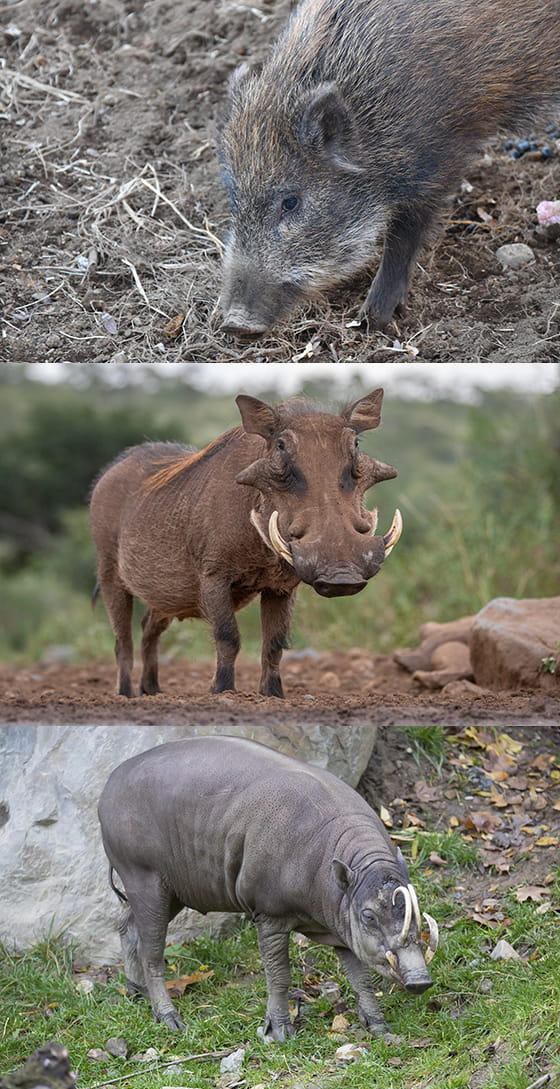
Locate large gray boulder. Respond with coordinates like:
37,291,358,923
0,714,377,963
470,596,560,691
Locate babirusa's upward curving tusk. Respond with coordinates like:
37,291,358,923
423,912,439,964
392,885,412,943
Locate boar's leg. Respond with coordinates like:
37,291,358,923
358,203,435,330
200,575,241,693
335,948,389,1034
119,868,185,1030
139,609,171,695
98,567,134,697
259,588,295,698
255,916,296,1041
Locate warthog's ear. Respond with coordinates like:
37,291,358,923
236,395,279,439
342,389,384,433
299,83,362,172
332,858,355,893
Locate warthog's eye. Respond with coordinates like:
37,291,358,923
276,438,286,452
361,908,377,925
280,194,300,216
354,437,360,451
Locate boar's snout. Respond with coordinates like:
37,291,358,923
220,256,304,338
312,574,368,597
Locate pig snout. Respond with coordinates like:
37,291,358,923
390,943,433,993
220,256,303,338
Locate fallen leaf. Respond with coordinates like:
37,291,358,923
165,969,213,994
429,851,447,867
331,1013,350,1033
535,836,559,847
461,810,502,834
162,313,186,339
415,780,441,803
514,885,550,902
379,804,393,827
530,753,556,771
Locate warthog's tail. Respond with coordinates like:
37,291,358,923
109,865,128,903
91,581,100,609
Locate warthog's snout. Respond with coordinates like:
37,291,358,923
312,574,368,598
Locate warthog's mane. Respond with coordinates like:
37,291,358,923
141,432,243,492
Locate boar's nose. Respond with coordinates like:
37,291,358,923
313,575,368,597
221,309,269,339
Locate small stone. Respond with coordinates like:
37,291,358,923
87,1049,111,1062
105,1038,128,1058
490,939,522,961
75,977,95,995
335,1042,369,1061
219,1047,245,1076
495,243,535,270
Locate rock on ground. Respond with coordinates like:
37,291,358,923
470,596,560,691
0,717,377,962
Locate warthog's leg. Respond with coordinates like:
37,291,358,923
335,948,389,1033
358,203,434,330
254,916,296,1042
199,575,241,693
118,868,185,1030
139,609,171,695
259,588,295,698
98,566,134,697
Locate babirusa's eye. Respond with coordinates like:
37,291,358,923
361,908,376,924
281,195,300,215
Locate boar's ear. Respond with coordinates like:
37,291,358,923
332,858,355,893
236,395,279,439
299,83,362,172
342,389,384,433
228,62,252,103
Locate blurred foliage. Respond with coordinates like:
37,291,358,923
0,362,558,661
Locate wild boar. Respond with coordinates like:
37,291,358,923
89,389,401,698
219,0,560,336
98,736,439,1039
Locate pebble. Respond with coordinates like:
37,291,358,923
495,243,535,270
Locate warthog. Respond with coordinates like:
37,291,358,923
98,736,439,1039
89,389,401,697
219,0,560,335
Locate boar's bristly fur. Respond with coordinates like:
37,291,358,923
219,0,560,335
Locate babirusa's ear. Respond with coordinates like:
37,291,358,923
342,389,384,432
332,857,354,892
396,847,410,882
298,83,362,172
236,395,279,438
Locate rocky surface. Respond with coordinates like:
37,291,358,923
470,596,560,691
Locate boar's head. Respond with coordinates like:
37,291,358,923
235,388,401,597
332,850,438,993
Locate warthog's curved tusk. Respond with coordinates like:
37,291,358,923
268,510,294,566
383,508,402,556
385,950,398,971
423,912,439,964
407,883,422,934
392,885,412,944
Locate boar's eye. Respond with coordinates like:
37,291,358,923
280,194,300,216
361,908,377,925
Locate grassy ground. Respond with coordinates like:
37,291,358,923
2,843,559,1089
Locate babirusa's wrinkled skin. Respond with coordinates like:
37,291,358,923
219,0,560,336
89,389,400,698
98,737,438,1039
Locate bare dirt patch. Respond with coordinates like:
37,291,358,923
2,0,560,364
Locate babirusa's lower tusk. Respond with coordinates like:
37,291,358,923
423,912,439,964
383,508,402,556
268,510,294,566
385,950,398,971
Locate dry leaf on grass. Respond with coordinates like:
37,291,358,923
165,970,214,995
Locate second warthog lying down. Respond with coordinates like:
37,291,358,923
89,389,401,697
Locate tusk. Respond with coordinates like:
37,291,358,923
268,510,294,567
407,883,422,934
392,885,412,944
423,912,439,964
385,950,398,971
383,508,402,556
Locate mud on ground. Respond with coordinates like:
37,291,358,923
2,651,559,908
2,0,560,364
